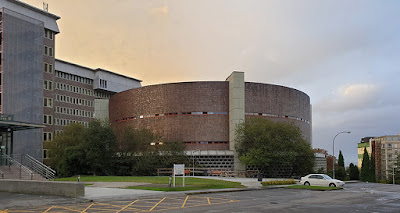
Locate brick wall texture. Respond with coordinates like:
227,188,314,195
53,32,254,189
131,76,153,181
109,81,311,150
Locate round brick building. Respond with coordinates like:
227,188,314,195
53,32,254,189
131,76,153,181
109,72,311,169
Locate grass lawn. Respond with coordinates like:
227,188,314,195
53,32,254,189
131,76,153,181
55,176,244,191
286,185,342,191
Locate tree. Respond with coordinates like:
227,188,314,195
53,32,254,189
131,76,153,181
49,120,117,177
348,163,359,180
360,148,372,182
48,123,88,177
336,150,346,180
370,155,376,182
83,120,116,175
235,118,315,178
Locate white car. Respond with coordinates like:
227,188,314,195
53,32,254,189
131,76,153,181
300,174,345,188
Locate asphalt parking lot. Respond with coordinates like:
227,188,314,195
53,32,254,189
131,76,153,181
1,182,400,212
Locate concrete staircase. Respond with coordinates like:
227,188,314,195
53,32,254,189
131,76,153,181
0,165,47,181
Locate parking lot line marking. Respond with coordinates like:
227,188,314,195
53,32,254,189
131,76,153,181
80,202,94,212
181,196,189,208
42,206,54,213
49,206,82,212
116,200,139,213
149,197,166,211
207,197,211,205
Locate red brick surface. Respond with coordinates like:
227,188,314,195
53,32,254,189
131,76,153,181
110,81,312,149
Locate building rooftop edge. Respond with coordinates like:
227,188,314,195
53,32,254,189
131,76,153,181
9,0,60,20
55,58,142,82
131,81,309,96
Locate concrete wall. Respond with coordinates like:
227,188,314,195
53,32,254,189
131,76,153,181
0,179,84,197
94,99,110,120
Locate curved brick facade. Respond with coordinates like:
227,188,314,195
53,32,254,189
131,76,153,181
109,81,311,151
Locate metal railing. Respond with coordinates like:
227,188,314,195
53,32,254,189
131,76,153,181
24,154,56,179
0,154,34,180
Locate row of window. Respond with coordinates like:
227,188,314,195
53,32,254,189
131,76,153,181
182,112,228,115
44,45,54,57
44,97,53,108
55,118,89,127
56,82,94,96
55,106,93,118
55,81,111,100
44,29,54,40
55,70,94,85
55,94,94,107
185,141,229,144
245,112,311,124
114,112,227,123
44,63,54,74
114,111,310,124
382,144,399,148
94,91,112,99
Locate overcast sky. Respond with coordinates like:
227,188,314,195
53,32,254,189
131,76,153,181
25,0,400,165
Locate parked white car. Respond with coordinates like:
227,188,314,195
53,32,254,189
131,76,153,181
300,174,345,188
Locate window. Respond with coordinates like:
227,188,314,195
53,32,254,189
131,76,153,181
44,63,48,72
44,29,54,40
44,80,53,90
49,64,53,73
43,97,53,108
43,132,53,141
43,114,53,125
43,149,49,159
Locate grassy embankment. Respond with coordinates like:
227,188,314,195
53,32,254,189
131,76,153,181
56,176,244,191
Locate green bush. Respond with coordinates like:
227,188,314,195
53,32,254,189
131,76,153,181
262,179,296,186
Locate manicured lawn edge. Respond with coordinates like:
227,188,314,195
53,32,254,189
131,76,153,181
55,176,244,191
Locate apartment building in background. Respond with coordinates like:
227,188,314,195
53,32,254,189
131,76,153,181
0,0,141,163
358,135,400,181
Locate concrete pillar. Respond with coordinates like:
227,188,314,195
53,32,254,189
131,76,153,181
226,71,246,172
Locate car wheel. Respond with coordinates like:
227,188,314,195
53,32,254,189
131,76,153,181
304,182,310,186
329,183,336,187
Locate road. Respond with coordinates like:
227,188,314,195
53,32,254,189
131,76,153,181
2,182,400,212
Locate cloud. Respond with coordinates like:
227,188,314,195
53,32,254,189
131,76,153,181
149,6,169,16
314,84,381,113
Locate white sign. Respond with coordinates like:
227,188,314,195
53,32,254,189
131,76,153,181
173,164,185,187
174,164,185,175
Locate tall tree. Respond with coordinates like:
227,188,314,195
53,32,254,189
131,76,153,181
370,155,376,182
360,148,371,182
235,118,315,177
338,151,344,167
348,163,360,180
336,150,346,180
83,120,116,176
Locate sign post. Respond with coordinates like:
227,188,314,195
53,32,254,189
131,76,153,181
173,164,185,187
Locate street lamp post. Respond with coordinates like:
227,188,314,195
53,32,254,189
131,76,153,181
332,131,351,179
192,150,200,177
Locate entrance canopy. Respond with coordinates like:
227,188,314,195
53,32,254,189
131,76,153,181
0,114,44,131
